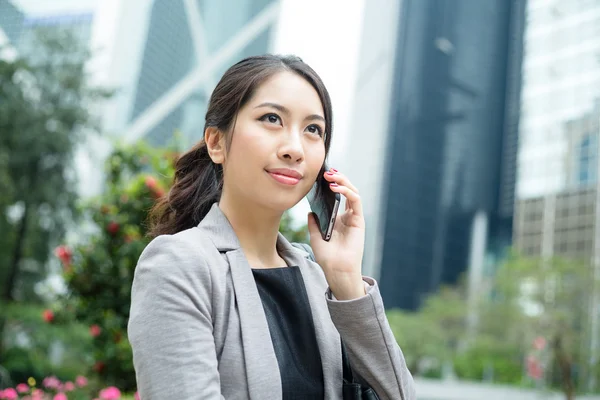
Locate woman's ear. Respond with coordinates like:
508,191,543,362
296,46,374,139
205,127,226,164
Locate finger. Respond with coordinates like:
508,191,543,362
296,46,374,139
329,183,363,218
323,170,359,194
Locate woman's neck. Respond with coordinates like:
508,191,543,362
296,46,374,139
218,195,285,269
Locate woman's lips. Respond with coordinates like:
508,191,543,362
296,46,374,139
266,168,303,186
268,172,301,185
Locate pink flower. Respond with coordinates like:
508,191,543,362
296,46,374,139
1,388,18,400
75,376,88,388
43,376,61,389
99,386,121,400
16,383,29,393
90,324,102,338
134,392,141,400
144,176,164,198
32,389,44,400
53,393,68,400
533,336,546,350
144,176,157,189
64,382,75,392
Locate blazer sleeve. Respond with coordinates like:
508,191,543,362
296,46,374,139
127,234,224,400
326,277,417,400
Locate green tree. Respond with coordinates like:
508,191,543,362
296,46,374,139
387,285,467,376
0,27,109,357
279,210,309,243
476,252,599,399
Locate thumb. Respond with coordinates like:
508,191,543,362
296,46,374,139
307,212,321,241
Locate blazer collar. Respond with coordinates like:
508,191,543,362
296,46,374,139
197,202,311,259
197,203,241,252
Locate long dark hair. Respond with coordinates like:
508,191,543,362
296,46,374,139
148,54,335,237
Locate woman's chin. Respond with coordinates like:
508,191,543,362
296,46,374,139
262,196,303,214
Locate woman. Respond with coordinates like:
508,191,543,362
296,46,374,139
128,54,416,400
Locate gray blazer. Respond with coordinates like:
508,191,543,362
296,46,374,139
128,204,416,400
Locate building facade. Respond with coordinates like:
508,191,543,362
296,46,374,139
376,0,526,310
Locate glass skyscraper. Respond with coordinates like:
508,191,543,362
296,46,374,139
125,0,278,147
378,0,526,310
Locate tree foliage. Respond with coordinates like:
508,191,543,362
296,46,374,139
386,250,600,399
0,26,110,304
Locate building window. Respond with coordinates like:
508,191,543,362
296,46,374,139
578,133,598,185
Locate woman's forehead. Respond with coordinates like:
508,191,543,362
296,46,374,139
246,72,325,117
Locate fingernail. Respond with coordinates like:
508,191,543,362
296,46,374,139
330,168,338,172
330,183,338,187
326,171,335,176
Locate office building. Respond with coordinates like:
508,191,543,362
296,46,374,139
123,0,279,146
376,0,526,310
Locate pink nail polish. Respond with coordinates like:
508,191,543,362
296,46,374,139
331,168,338,173
326,171,335,176
330,183,338,187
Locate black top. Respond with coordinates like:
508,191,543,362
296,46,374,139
251,266,325,399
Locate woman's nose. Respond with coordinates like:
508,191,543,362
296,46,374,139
278,130,304,163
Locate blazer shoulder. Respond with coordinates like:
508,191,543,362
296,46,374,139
137,227,217,279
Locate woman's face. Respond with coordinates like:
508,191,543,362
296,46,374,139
220,71,327,213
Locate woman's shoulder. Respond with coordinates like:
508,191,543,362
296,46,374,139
136,227,217,279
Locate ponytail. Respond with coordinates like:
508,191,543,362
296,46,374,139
147,140,222,237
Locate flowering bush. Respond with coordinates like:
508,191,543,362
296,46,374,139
0,375,137,400
45,142,176,392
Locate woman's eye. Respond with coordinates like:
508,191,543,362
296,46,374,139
260,113,281,124
307,125,324,137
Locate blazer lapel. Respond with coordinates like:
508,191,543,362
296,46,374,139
199,204,281,399
278,236,343,399
226,249,282,399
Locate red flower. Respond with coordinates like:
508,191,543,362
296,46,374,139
54,245,72,267
154,188,165,198
93,361,106,373
107,221,120,236
90,324,102,338
145,175,165,198
144,176,157,190
526,355,543,380
42,309,54,323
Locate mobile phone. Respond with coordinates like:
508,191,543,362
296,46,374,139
306,182,341,241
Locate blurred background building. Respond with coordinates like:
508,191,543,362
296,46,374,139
375,0,526,310
515,0,600,265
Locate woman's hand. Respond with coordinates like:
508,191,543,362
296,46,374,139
307,167,366,300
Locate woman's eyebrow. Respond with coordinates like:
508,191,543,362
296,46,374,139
254,102,325,123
